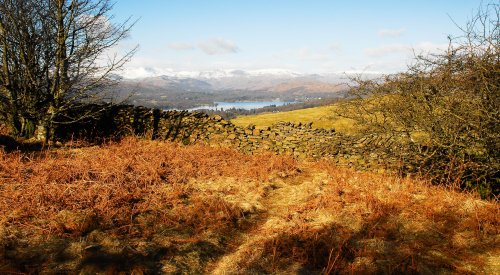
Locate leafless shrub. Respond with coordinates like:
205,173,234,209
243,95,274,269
337,3,499,197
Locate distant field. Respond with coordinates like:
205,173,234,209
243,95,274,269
231,104,358,134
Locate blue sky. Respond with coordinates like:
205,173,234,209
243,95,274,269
112,0,484,77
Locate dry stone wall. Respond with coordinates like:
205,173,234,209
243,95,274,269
58,105,396,171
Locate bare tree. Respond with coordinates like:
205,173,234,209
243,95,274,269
0,0,136,142
0,0,47,137
337,2,499,197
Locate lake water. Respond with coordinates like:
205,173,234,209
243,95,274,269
187,101,295,111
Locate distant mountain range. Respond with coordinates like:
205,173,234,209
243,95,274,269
113,68,377,109
119,67,308,80
117,68,355,92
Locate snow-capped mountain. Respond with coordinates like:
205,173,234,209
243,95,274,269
119,67,305,80
118,67,351,91
112,67,369,109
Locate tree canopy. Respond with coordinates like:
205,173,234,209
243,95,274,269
0,0,136,142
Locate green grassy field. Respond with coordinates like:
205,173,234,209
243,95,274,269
231,104,357,134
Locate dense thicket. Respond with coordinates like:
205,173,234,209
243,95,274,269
338,3,499,197
0,0,135,142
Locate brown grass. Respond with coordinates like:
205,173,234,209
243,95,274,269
0,138,498,274
240,162,499,274
0,123,10,136
0,137,297,273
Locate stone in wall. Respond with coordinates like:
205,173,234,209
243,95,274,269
56,104,398,172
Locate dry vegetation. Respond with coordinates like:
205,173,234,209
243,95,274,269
337,4,499,198
0,138,498,274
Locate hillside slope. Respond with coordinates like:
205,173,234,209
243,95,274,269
231,104,357,133
1,138,498,274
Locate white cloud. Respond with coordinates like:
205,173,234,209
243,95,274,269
79,14,113,35
378,28,406,38
198,38,240,55
364,44,408,57
413,42,450,53
328,43,342,53
118,66,176,79
168,42,195,50
365,42,449,57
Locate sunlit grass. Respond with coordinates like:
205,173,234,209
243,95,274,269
231,104,358,134
0,137,498,274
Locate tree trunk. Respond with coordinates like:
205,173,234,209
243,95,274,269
20,117,36,138
36,105,56,143
6,110,22,136
35,120,56,144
